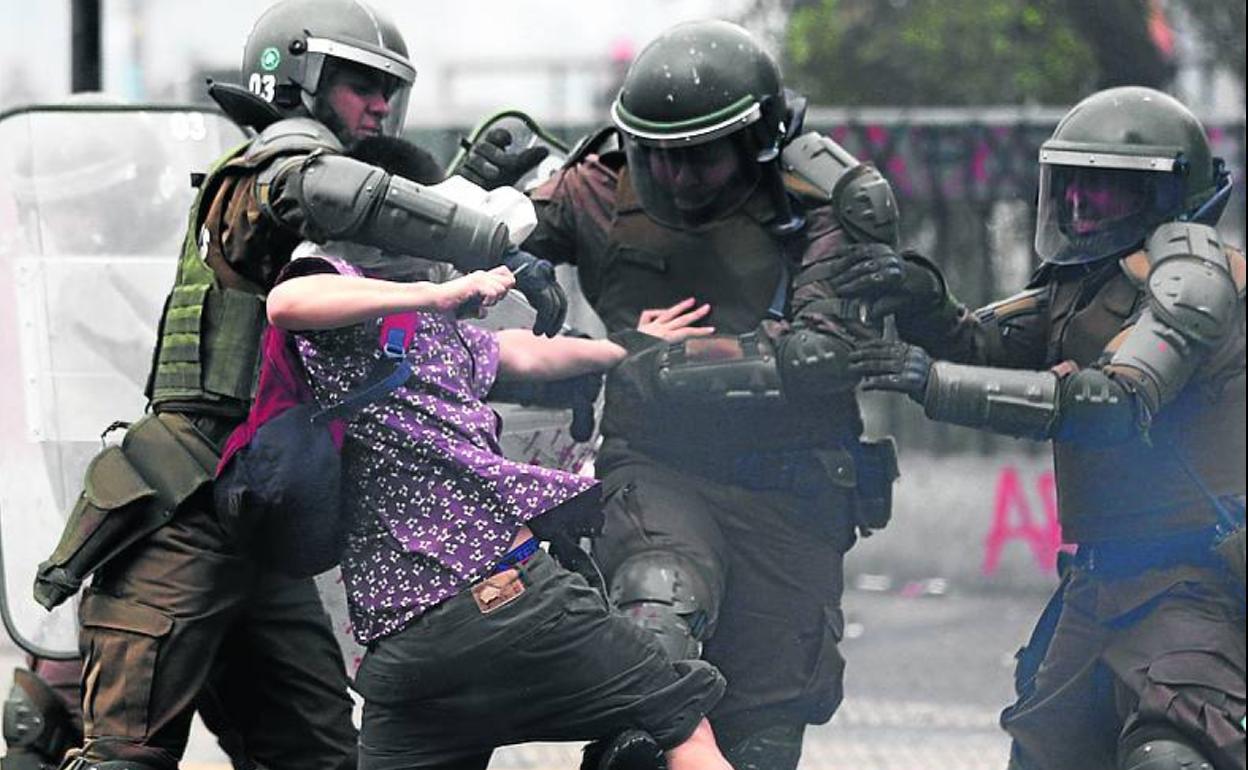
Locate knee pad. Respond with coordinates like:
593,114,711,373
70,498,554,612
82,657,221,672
3,668,80,770
609,551,714,661
1119,724,1214,770
580,729,667,770
722,723,805,770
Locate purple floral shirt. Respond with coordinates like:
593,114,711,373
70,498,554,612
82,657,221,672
286,254,598,644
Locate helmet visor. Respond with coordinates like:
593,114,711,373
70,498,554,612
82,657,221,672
307,52,414,140
1035,164,1184,265
623,132,761,230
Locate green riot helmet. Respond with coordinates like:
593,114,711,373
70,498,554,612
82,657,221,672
1035,86,1228,265
611,19,786,230
241,0,415,143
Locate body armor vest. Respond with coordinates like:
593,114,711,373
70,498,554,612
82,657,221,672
147,142,274,419
596,169,863,456
1046,256,1246,542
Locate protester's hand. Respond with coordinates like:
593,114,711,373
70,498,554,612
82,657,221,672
435,266,515,316
502,249,567,337
636,297,715,342
850,339,932,403
457,128,550,191
824,243,939,322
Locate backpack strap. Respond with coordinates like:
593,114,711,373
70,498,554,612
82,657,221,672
309,312,420,425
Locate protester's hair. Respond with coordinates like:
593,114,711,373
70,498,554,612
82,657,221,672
347,135,444,184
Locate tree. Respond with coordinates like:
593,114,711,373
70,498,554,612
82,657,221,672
782,0,1148,106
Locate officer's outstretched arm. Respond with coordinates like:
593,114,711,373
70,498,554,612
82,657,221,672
251,118,512,272
614,274,868,409
907,223,1240,443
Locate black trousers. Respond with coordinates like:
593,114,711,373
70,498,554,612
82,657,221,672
353,549,725,769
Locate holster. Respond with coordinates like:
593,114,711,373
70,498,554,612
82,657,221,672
33,413,218,610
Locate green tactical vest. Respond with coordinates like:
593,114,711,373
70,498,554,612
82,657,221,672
146,142,269,419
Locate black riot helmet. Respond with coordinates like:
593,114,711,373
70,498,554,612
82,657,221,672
1035,86,1231,265
611,20,788,230
241,0,415,142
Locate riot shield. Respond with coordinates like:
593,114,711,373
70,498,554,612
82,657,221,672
0,104,248,658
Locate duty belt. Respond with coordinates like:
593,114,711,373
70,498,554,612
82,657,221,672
649,443,857,498
1074,525,1227,578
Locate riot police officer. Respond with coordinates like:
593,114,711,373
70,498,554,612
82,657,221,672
833,87,1246,770
31,2,566,770
461,20,901,768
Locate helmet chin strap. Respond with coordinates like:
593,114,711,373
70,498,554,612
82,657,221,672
1185,167,1233,226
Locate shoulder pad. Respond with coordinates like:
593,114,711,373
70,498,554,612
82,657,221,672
973,287,1048,325
780,131,899,246
243,117,342,165
565,125,621,168
1144,222,1238,346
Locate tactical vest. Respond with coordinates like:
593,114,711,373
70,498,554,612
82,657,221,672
146,143,277,420
1046,251,1247,542
596,169,863,456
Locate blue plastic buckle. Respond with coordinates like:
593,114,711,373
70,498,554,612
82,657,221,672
382,328,407,359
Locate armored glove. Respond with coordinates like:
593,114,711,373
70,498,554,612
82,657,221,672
850,339,932,403
825,243,944,322
458,128,550,191
503,249,568,337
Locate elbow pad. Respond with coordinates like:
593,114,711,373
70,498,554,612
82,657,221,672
1051,368,1143,445
923,361,1059,440
775,327,857,396
272,152,511,271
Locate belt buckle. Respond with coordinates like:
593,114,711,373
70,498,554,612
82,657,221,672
471,571,526,614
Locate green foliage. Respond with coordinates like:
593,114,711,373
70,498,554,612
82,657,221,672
785,0,1098,105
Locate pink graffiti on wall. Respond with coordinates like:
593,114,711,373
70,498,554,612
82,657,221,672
982,465,1062,575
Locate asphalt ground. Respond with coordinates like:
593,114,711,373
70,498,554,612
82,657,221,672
2,586,1050,770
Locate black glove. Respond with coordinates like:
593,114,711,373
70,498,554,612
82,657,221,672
824,243,943,322
457,128,550,191
487,365,602,442
503,249,567,337
849,340,932,403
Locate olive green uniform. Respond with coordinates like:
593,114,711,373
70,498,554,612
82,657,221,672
525,150,891,754
908,250,1247,769
67,141,357,770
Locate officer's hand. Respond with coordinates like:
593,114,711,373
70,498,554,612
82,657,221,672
503,249,567,337
458,128,550,191
826,244,940,322
850,340,932,403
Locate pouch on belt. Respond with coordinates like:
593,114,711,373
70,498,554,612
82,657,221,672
814,436,899,536
33,413,218,610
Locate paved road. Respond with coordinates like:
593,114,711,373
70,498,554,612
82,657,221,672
1,587,1050,770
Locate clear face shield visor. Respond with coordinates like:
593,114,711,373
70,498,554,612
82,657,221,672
303,39,416,139
1035,157,1185,265
622,131,762,230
